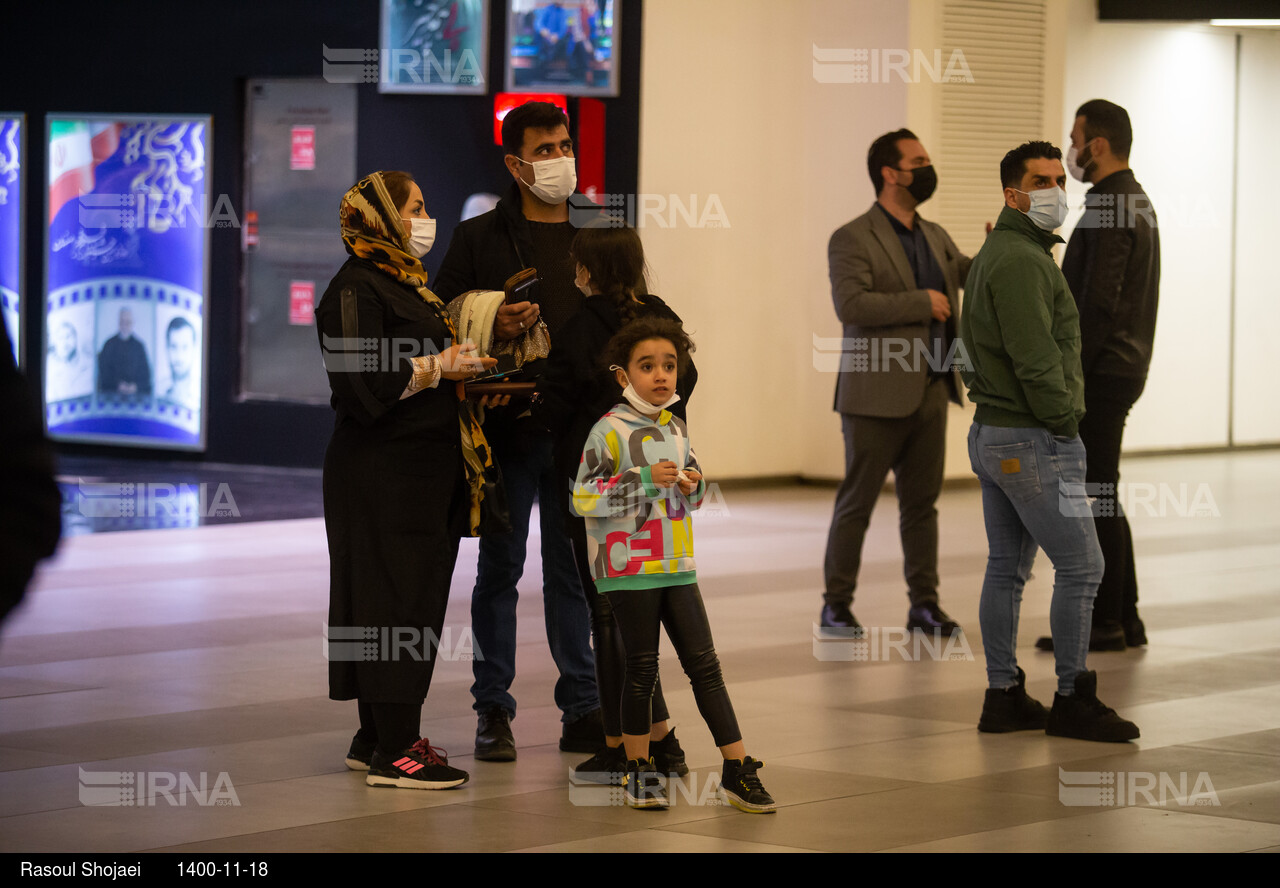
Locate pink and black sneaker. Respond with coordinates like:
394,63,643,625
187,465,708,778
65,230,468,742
366,739,469,790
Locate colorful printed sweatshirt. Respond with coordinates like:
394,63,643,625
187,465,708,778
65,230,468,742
571,404,707,592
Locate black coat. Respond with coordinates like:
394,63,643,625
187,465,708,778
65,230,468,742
316,258,466,704
1061,169,1160,380
0,321,60,626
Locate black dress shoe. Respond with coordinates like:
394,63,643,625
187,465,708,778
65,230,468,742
1123,617,1147,647
1035,622,1126,653
560,707,604,754
820,603,861,631
475,707,516,762
907,602,960,637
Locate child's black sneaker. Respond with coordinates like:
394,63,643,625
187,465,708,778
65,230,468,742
720,756,776,814
345,734,375,771
572,744,626,786
1046,671,1140,743
651,728,689,777
623,758,668,809
366,739,469,790
978,667,1049,733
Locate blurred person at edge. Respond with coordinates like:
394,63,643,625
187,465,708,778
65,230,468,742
0,318,60,633
1035,100,1159,655
316,170,503,791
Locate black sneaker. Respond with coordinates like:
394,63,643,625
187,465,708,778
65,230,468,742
560,707,604,754
978,667,1049,733
720,757,776,814
573,744,626,786
366,739,469,790
345,734,375,771
623,758,668,809
651,728,689,777
475,707,516,762
1046,671,1140,743
907,602,961,637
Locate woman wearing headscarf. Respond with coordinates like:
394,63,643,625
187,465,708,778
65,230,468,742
317,170,500,790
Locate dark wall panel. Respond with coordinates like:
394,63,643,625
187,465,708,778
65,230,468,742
3,0,643,467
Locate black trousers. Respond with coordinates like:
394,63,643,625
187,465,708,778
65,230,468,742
824,377,949,608
605,582,741,748
1079,374,1146,627
357,699,422,757
568,513,670,738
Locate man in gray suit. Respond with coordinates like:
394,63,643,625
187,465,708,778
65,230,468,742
821,128,971,636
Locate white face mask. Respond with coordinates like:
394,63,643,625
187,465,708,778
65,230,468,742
1066,143,1091,183
403,217,436,257
516,155,577,204
1013,187,1068,231
610,365,681,415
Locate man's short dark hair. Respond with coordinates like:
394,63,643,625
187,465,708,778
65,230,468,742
867,128,918,195
166,316,195,343
1000,141,1062,189
501,101,571,158
1075,99,1133,160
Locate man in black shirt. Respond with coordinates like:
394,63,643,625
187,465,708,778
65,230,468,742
1038,100,1159,652
434,102,601,761
97,307,152,396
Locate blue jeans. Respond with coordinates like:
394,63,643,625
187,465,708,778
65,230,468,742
967,422,1103,696
471,424,599,721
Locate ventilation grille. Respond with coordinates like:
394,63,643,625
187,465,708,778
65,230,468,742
934,0,1048,257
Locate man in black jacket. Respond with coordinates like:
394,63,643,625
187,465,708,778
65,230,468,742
1038,99,1159,653
434,101,601,761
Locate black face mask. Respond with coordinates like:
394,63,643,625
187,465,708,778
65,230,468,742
899,164,937,204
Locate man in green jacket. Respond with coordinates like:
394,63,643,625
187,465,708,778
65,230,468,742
960,141,1138,743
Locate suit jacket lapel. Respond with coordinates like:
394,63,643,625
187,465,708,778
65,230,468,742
867,204,917,293
919,220,956,296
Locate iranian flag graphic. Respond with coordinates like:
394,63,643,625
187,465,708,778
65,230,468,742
47,121,120,222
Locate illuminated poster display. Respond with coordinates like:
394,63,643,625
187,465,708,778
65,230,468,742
0,115,21,364
44,115,212,450
506,0,619,96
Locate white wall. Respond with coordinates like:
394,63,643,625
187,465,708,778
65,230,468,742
637,0,1279,481
1232,30,1280,445
1060,4,1240,450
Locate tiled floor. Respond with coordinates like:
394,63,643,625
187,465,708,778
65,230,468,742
2,451,1278,853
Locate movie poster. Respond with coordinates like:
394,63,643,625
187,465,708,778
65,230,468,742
0,115,21,364
380,0,489,94
44,116,212,450
506,0,618,96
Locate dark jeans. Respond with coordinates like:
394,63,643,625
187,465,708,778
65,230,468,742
1079,374,1146,627
605,582,742,748
824,377,948,608
567,514,670,738
470,425,598,721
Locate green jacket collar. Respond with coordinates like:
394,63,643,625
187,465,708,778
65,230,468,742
993,205,1065,253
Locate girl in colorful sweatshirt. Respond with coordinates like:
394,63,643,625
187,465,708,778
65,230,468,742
572,317,776,813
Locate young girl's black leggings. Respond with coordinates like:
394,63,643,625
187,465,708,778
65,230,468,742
604,582,742,747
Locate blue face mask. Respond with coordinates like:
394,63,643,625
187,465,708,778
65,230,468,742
1013,187,1069,231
